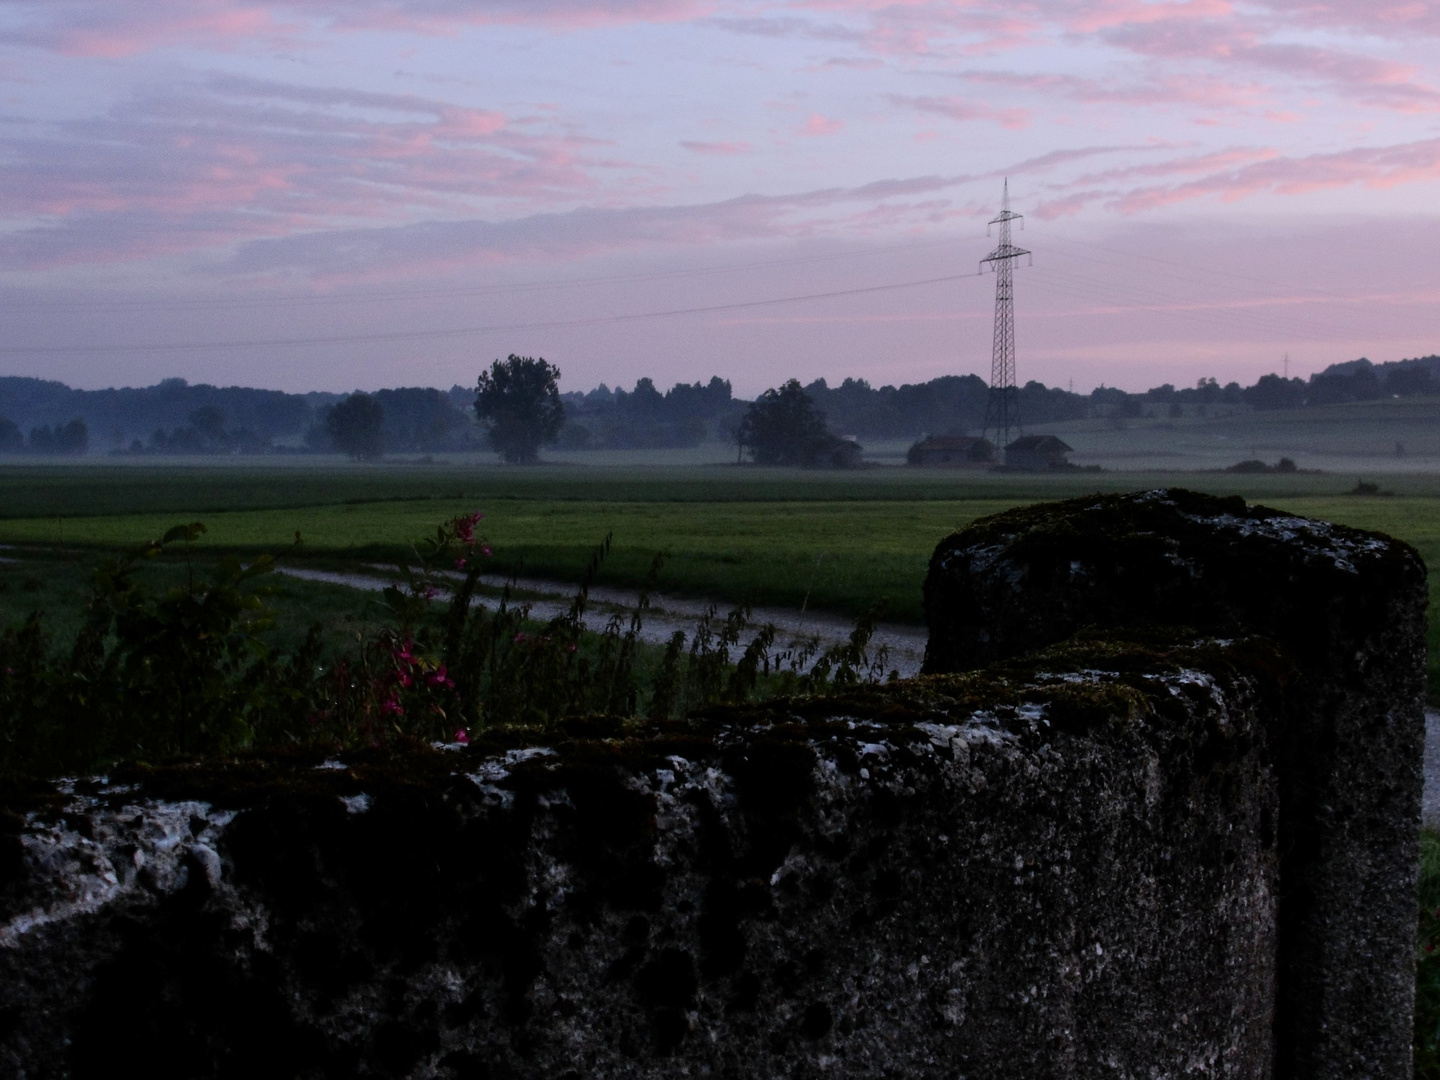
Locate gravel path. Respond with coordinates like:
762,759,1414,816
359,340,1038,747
278,566,930,678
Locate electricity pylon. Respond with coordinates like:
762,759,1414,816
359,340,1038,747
981,179,1030,454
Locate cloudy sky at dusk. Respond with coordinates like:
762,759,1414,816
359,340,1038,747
0,0,1436,395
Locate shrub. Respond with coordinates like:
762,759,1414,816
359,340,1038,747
1,514,897,777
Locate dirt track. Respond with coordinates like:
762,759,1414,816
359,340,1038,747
278,566,929,678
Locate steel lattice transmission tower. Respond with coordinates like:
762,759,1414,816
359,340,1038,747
981,179,1030,453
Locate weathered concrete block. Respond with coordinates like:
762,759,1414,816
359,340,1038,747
924,488,1427,1078
3,641,1279,1079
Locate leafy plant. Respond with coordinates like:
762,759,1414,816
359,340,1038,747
1,511,899,777
1,523,290,773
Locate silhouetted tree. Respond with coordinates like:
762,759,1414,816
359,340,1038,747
474,355,564,464
325,392,385,460
372,388,470,451
0,416,21,453
1385,364,1433,397
28,418,87,455
739,379,833,466
1244,374,1306,411
189,406,227,444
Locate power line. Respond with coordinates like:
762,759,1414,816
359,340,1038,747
1027,265,1378,344
0,269,986,356
0,233,983,314
1035,246,1381,338
1041,231,1425,310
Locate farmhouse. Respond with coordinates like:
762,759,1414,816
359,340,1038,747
908,434,995,467
1004,434,1072,470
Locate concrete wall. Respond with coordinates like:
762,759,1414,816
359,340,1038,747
924,487,1427,1078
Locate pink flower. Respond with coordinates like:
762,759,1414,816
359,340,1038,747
567,643,577,653
481,544,493,557
455,512,483,543
423,585,439,600
514,632,527,643
428,665,454,689
453,728,470,744
393,641,415,662
455,557,467,570
399,673,413,688
380,695,404,717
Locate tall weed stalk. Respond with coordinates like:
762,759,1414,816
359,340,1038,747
0,511,897,776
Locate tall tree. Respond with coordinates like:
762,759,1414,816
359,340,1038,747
326,392,385,460
474,355,564,464
739,379,832,466
0,416,23,452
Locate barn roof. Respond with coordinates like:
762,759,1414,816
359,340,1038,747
1005,435,1072,453
914,435,991,451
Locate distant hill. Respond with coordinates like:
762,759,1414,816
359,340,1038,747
0,376,318,451
1316,354,1440,379
0,377,481,455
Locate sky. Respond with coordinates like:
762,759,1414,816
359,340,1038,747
0,1,1436,396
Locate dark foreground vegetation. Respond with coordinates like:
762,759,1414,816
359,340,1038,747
0,512,894,780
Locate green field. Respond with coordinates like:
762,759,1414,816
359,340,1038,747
3,460,1439,692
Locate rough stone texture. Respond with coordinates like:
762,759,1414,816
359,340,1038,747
2,641,1280,1080
924,487,1427,1079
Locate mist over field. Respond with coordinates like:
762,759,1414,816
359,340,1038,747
4,348,1440,475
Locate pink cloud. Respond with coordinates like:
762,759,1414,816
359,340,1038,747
1054,0,1234,34
5,2,301,58
208,147,1179,281
952,68,1265,110
7,0,1437,111
5,0,720,56
1102,18,1440,110
0,74,614,269
1001,144,1173,175
680,140,752,154
1026,136,1440,218
801,113,844,136
1070,146,1280,185
888,94,1030,129
820,56,884,70
1252,0,1440,38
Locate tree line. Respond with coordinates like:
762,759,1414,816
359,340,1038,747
2,352,1437,458
0,416,88,455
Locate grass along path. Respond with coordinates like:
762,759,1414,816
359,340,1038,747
0,498,1019,624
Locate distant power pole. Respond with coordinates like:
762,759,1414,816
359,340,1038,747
981,179,1030,453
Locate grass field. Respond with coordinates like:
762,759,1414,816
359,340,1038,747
2,459,1415,519
3,460,1439,692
